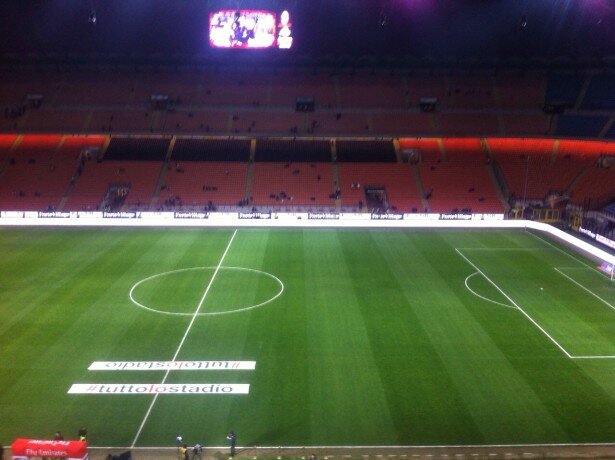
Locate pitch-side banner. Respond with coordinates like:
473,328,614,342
68,383,249,394
88,360,256,370
11,439,88,458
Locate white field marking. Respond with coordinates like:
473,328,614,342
464,272,516,310
77,442,615,450
554,268,615,313
129,266,284,316
570,354,615,361
525,231,592,268
455,248,547,251
455,248,573,359
130,229,237,448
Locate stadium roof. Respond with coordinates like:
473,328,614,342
0,0,614,68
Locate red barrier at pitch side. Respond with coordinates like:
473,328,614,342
11,439,88,459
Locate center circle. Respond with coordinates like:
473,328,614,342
129,266,284,316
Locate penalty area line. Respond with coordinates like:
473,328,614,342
455,248,573,359
130,229,238,448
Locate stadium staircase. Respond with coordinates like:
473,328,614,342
244,139,257,203
411,163,429,212
599,117,615,138
149,136,177,208
331,140,342,210
480,139,509,210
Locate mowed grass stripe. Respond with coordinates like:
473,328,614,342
339,230,486,445
134,229,274,446
296,230,397,445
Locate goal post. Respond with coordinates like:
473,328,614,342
597,262,615,281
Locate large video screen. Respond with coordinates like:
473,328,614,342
209,9,293,49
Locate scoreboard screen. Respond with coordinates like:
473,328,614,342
209,9,293,49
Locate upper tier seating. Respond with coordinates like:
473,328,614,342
545,74,583,106
444,76,498,109
502,114,550,136
496,75,546,109
555,115,609,138
269,71,337,109
437,113,500,137
339,74,407,109
580,75,615,110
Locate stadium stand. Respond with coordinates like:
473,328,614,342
405,75,449,109
437,113,501,137
89,109,155,133
54,71,134,106
172,138,250,162
156,110,230,134
104,137,170,161
555,115,609,138
570,165,615,208
158,162,248,209
65,160,161,211
545,74,583,107
445,75,498,109
201,71,270,107
398,138,442,162
132,72,201,107
419,138,503,213
269,71,337,109
502,114,550,136
255,139,331,162
337,163,422,212
488,138,556,201
231,110,306,135
580,75,615,110
0,134,18,155
339,74,407,109
307,112,370,135
336,140,396,162
0,135,105,210
22,109,90,132
251,162,334,209
371,113,433,136
496,74,546,109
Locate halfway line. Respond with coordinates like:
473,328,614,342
130,229,238,447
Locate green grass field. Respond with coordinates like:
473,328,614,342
1,227,614,448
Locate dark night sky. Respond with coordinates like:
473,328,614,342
0,0,613,63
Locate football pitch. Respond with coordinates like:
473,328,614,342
0,227,614,448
